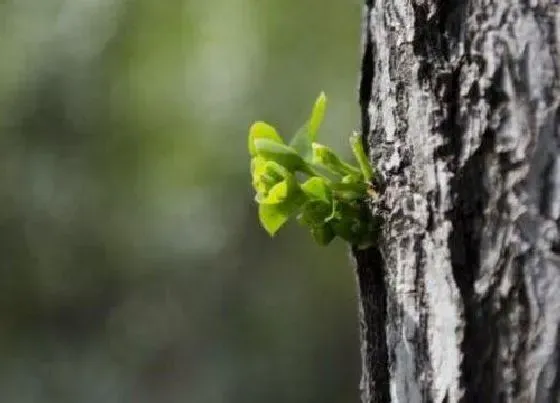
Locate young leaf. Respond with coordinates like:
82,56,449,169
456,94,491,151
256,180,288,204
298,200,332,225
258,195,303,236
312,143,361,177
289,92,327,159
258,174,301,205
330,181,368,201
258,204,289,236
296,200,336,245
252,158,285,196
288,124,312,160
308,91,327,139
330,213,363,244
301,176,331,203
251,156,270,194
249,122,284,156
250,156,266,176
350,131,374,181
309,223,335,245
254,138,312,173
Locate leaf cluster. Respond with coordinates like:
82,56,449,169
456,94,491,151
248,92,379,248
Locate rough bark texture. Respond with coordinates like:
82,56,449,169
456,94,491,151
354,1,560,402
353,246,391,403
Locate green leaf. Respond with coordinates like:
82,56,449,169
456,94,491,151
250,156,267,193
258,204,289,236
289,92,327,160
254,138,311,173
256,180,288,204
341,174,358,184
330,217,361,244
289,124,312,160
309,224,335,245
301,176,331,203
250,156,266,176
298,200,333,225
297,199,336,245
350,131,374,181
258,196,303,236
257,172,301,205
331,181,368,201
308,91,327,139
328,200,375,245
311,143,361,177
248,121,284,156
251,157,285,195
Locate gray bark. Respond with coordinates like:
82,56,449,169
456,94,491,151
354,1,560,402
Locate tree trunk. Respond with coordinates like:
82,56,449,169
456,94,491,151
354,1,560,402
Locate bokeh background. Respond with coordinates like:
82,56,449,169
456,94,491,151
0,1,363,402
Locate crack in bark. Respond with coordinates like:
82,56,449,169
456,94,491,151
353,246,390,403
360,4,374,154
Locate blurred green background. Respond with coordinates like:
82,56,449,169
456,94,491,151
0,1,362,402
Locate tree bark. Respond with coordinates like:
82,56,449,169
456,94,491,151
354,1,560,402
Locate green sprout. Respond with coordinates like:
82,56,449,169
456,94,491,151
248,92,380,249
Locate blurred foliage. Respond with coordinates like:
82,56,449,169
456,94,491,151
0,0,362,402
